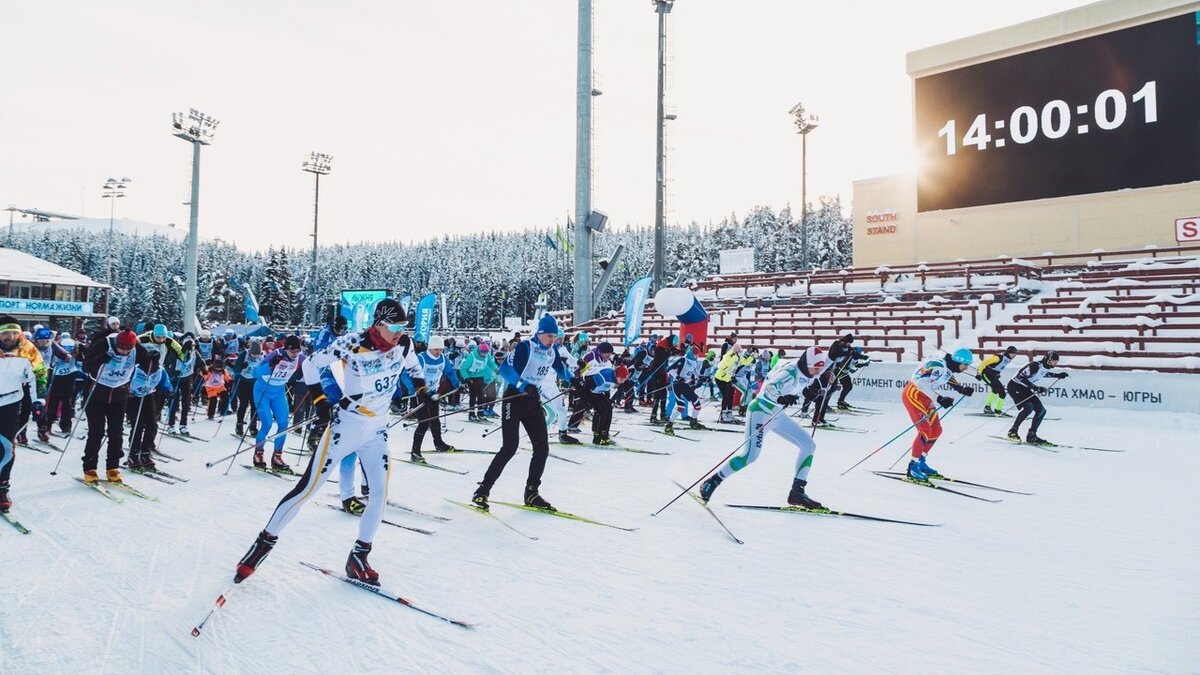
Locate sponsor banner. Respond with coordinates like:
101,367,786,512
845,362,1200,415
0,298,95,316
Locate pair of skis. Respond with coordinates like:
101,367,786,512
988,435,1123,453
445,498,638,540
872,470,1034,502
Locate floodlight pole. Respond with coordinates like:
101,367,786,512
789,103,818,271
573,0,595,325
302,152,332,326
652,0,673,294
173,108,217,335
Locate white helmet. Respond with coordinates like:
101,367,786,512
428,335,446,348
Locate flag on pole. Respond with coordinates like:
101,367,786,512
244,284,260,323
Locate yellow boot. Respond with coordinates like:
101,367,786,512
106,468,123,484
83,469,99,484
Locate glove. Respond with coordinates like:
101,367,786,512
1036,386,1048,396
523,384,540,400
936,395,954,409
961,387,974,397
777,394,799,407
1056,372,1069,379
31,399,45,421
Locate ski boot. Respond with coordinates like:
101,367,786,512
557,432,581,445
662,421,676,437
1006,428,1021,441
992,409,1012,418
166,425,178,435
37,427,50,444
836,402,851,411
787,479,824,510
698,473,723,503
125,453,142,470
649,417,665,427
106,468,123,484
342,496,367,515
346,540,380,586
467,412,479,422
566,425,582,435
719,410,734,424
83,469,100,485
16,429,27,446
235,530,278,583
623,404,637,414
523,485,555,512
410,450,427,464
916,455,941,479
1026,433,1052,446
270,452,295,474
593,434,615,446
982,406,996,417
361,483,370,502
471,484,490,511
140,450,157,471
688,418,708,431
906,460,930,482
482,408,498,419
0,480,11,512
234,422,244,437
434,444,456,453
252,449,267,469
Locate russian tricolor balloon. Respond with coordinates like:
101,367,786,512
652,288,709,350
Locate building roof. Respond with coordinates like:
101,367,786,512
0,248,109,289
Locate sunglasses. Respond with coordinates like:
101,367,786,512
382,323,406,333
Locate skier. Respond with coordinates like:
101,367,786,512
548,330,580,443
573,341,617,445
901,348,976,482
0,317,47,512
44,336,79,436
299,314,347,452
202,358,233,420
662,346,705,436
251,335,305,472
233,299,420,585
471,313,571,512
232,340,264,438
33,328,72,443
81,329,149,484
834,346,871,410
410,336,459,462
125,352,173,470
698,346,832,508
714,343,741,423
166,335,198,436
645,335,674,425
1006,351,1069,445
978,346,1019,416
458,340,494,421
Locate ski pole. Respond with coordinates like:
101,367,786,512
205,411,317,469
483,389,569,438
50,377,99,476
947,385,1049,444
651,404,790,517
886,395,967,470
400,388,521,429
838,403,945,476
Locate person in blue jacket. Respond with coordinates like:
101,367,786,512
410,335,459,462
470,314,570,512
126,352,174,470
252,335,305,472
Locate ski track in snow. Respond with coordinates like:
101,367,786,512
0,404,1197,673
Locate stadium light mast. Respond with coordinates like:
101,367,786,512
652,0,674,293
173,108,218,334
789,102,819,270
100,177,131,285
302,152,333,326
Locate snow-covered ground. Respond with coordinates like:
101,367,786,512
1,400,1197,674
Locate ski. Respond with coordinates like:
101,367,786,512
987,435,1060,453
555,441,670,456
426,447,497,456
872,471,1033,495
164,432,194,443
243,464,299,480
126,468,177,485
385,500,453,522
104,480,158,501
300,561,475,629
33,437,62,452
872,472,1002,503
492,501,639,532
688,425,743,434
147,468,190,482
25,442,53,454
724,503,939,527
1,511,32,534
463,418,494,426
230,432,257,442
73,477,124,503
809,423,870,434
153,449,185,461
445,499,539,540
671,480,743,545
399,458,469,475
651,429,700,442
968,412,1060,420
191,584,236,638
319,503,435,535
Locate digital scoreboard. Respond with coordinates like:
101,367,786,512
915,12,1200,212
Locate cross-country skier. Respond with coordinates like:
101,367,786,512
0,317,47,512
233,299,420,585
82,329,149,484
834,346,871,410
232,340,264,438
32,327,71,443
458,340,495,421
1006,351,1068,445
901,348,976,481
165,335,198,435
470,313,571,512
697,346,832,508
573,341,617,445
251,335,305,473
977,346,1019,416
125,352,173,470
714,343,741,423
662,345,705,436
410,335,459,462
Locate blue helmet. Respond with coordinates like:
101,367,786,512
33,328,53,341
950,348,973,366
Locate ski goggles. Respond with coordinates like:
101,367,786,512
380,323,406,333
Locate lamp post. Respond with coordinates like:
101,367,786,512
172,108,219,334
652,0,674,293
301,152,333,326
101,177,131,285
788,102,819,270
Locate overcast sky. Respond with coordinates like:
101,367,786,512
2,0,1093,251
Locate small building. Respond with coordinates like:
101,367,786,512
0,247,109,335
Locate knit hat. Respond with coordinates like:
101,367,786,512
152,324,169,339
597,341,614,354
536,313,559,336
284,335,302,351
249,340,263,356
0,315,20,332
116,330,138,349
106,316,120,329
478,342,490,354
373,298,406,325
